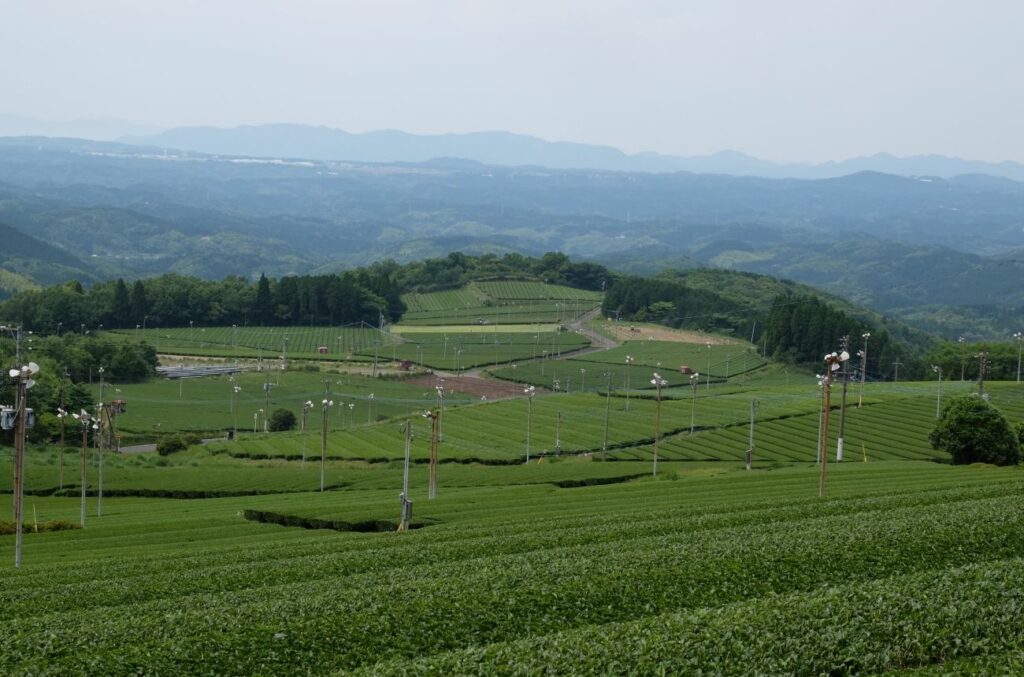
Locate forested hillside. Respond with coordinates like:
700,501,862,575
0,252,607,330
0,137,1022,338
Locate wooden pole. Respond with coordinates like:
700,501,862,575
652,382,661,477
399,420,412,531
58,377,66,489
428,412,439,499
819,377,833,497
320,402,328,493
13,379,26,568
80,418,88,528
97,405,104,518
602,372,611,456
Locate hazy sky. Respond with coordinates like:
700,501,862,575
2,1,1021,162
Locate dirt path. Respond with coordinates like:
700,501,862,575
408,307,623,399
569,307,618,352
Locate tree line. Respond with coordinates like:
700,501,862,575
0,252,611,333
603,276,935,380
762,295,921,380
601,275,759,340
0,270,404,332
0,334,157,442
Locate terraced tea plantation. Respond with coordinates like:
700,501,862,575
90,369,475,434
372,329,591,370
2,461,1023,674
102,324,390,360
493,338,768,391
401,280,602,325
7,279,1024,673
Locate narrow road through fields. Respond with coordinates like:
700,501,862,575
119,437,227,454
430,307,621,396
568,307,617,352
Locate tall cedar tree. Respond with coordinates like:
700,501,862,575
253,273,273,325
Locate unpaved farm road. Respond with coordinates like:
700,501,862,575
423,307,622,398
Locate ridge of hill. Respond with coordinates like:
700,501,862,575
119,123,1024,182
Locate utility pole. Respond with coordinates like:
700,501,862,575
230,379,241,440
79,411,90,527
435,380,445,442
398,420,413,531
96,404,106,517
819,351,845,497
7,365,33,568
424,409,440,498
624,355,634,411
554,411,562,456
892,359,903,383
706,342,712,391
958,336,967,381
746,399,757,471
816,375,824,463
650,373,667,477
262,382,273,432
857,332,870,408
836,337,851,463
690,372,700,434
58,367,69,489
524,385,535,463
1015,332,1022,383
932,365,943,418
602,372,611,455
320,391,333,493
977,351,989,397
1,362,37,569
301,400,313,464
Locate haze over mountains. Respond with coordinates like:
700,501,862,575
118,123,1024,182
4,116,1024,181
0,113,162,142
0,134,1021,340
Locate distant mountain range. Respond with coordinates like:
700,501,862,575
0,135,1021,337
114,123,1024,181
0,113,162,142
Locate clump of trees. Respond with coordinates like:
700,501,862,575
156,432,203,456
763,295,921,379
929,395,1021,466
602,276,750,336
268,408,297,432
0,271,405,331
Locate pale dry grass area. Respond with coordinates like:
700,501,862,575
602,322,741,345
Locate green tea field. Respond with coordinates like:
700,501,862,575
400,280,602,325
102,324,390,361
4,291,1024,674
2,461,1023,673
